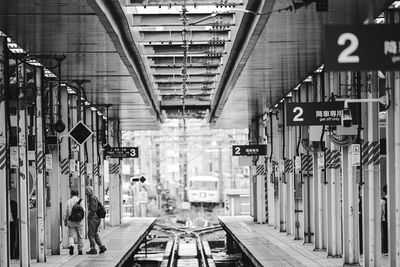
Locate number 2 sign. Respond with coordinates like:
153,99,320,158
324,24,400,71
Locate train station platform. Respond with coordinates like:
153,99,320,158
219,216,348,267
12,218,155,267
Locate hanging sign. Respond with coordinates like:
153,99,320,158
105,147,139,158
325,24,400,71
286,102,359,126
69,121,93,145
232,145,267,156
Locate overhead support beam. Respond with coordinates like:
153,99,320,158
209,0,277,125
87,0,162,125
126,0,243,7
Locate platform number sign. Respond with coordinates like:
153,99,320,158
105,147,139,158
232,145,267,156
325,24,400,71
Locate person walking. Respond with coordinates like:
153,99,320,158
64,189,85,255
85,186,107,254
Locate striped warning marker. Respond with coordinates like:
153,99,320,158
61,159,69,175
256,165,265,176
0,146,6,169
80,161,86,175
93,164,99,176
284,158,293,173
362,141,380,166
330,150,341,169
325,150,332,168
36,151,44,172
301,154,313,172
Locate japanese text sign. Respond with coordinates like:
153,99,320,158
325,24,400,71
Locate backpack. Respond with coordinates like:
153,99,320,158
69,199,84,222
96,200,106,218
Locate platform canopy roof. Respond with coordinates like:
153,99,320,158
0,0,393,130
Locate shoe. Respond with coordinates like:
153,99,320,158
99,246,107,254
78,251,83,255
86,249,97,255
69,246,74,255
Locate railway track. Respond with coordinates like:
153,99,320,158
155,224,221,267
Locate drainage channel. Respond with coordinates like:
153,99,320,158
122,224,243,267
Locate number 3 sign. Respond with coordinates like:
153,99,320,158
324,24,400,71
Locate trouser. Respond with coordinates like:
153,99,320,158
382,220,388,253
88,217,103,249
68,224,84,251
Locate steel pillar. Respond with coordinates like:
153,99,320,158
92,110,99,197
0,36,9,266
278,110,286,232
342,145,360,264
49,84,60,256
108,120,121,226
18,62,31,265
35,67,46,262
59,87,70,249
86,108,94,188
361,72,381,266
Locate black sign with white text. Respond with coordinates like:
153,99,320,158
325,24,400,71
286,102,359,126
232,145,267,156
105,147,139,158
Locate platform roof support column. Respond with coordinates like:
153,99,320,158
393,69,400,266
76,87,87,235
286,99,294,236
271,112,280,228
385,70,400,266
385,70,400,265
362,72,381,266
86,108,94,189
278,106,286,232
249,119,258,222
49,83,60,256
298,83,313,243
256,117,266,224
342,143,360,264
109,119,121,226
97,115,105,229
92,110,99,198
18,62,31,265
312,74,324,251
266,112,276,226
35,67,46,262
326,71,342,257
0,36,9,267
292,90,302,240
59,87,70,249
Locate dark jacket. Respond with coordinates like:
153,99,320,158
87,194,99,220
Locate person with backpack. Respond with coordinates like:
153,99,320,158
85,186,107,254
64,189,85,255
